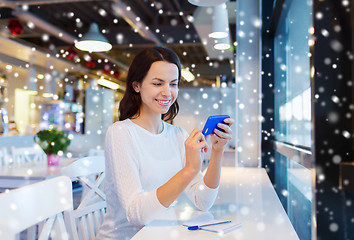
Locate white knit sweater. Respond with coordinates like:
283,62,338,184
96,119,219,240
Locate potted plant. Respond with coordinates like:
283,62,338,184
34,129,71,166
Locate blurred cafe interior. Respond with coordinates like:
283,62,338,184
0,0,353,239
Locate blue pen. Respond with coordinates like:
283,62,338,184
185,220,232,231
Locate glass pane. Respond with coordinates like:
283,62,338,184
287,161,312,240
274,0,312,147
275,151,313,240
274,0,314,239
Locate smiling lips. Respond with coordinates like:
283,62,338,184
156,99,171,106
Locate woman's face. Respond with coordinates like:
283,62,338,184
133,61,179,116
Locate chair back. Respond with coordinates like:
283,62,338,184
11,145,46,164
62,156,106,240
0,147,9,166
0,176,73,240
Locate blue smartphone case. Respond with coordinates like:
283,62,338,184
202,115,230,135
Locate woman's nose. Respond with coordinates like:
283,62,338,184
161,85,171,97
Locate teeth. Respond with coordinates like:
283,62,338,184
156,99,170,104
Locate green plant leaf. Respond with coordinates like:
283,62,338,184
34,129,71,155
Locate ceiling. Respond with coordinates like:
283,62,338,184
0,0,236,89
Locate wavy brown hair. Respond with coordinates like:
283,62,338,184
119,46,181,121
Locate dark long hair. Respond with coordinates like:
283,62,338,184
119,46,181,121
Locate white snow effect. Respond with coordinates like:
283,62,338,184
328,112,339,124
324,58,331,65
315,12,323,20
42,34,50,41
116,33,124,44
240,206,249,215
334,25,341,32
329,223,339,232
342,0,349,6
330,40,343,52
321,29,329,37
318,174,325,182
170,19,178,26
27,21,35,29
342,130,351,139
332,155,341,164
331,95,340,103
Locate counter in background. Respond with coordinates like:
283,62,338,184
132,167,299,240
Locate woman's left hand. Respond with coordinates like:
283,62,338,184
210,118,234,152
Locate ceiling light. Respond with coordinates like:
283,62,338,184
25,90,38,95
209,3,229,39
214,37,231,50
97,78,119,90
188,0,227,7
182,68,195,82
42,93,53,98
75,23,112,52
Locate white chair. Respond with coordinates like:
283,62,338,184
0,176,73,240
0,147,9,166
62,156,106,240
11,145,46,164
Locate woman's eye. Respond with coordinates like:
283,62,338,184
171,83,178,87
153,83,161,86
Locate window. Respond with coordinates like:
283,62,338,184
274,0,312,148
273,0,313,239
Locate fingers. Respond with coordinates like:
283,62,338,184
223,117,234,126
214,123,232,140
210,133,228,145
187,129,206,143
185,129,208,152
201,143,209,153
214,130,232,141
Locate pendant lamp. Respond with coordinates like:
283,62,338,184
75,23,112,52
188,0,227,7
209,3,229,39
214,36,231,50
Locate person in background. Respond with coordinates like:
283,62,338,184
96,46,234,240
7,120,20,136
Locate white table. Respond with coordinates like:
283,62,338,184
0,158,76,192
132,167,299,240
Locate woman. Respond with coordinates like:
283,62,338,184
96,46,234,239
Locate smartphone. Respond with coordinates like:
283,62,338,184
202,115,230,135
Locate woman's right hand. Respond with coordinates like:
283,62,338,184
184,129,208,174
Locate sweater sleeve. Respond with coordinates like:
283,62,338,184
105,124,167,227
179,127,219,211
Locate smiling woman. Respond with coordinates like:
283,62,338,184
131,61,179,123
96,46,234,239
118,46,181,123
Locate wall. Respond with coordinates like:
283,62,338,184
67,87,114,157
235,0,262,167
